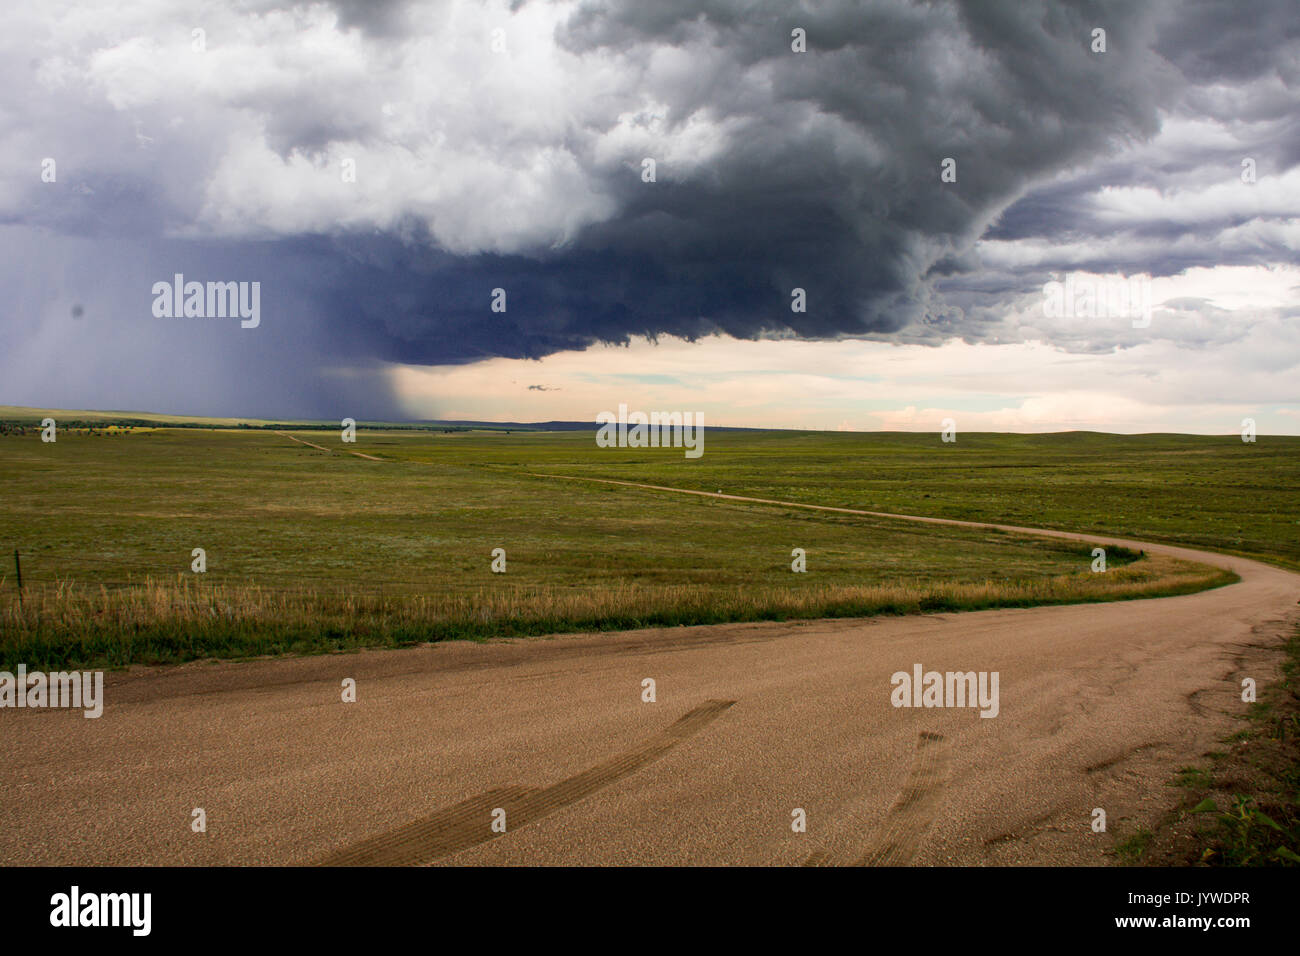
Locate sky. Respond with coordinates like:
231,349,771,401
1,0,1297,433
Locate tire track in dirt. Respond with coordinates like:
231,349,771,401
316,699,736,866
854,731,952,866
802,730,952,867
1083,741,1169,774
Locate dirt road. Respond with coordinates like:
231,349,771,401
2,483,1296,866
274,430,384,461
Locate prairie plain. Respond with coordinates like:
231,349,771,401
4,416,1290,670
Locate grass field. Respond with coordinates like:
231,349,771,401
1,419,1269,669
371,429,1298,570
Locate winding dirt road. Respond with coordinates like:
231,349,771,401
2,479,1297,866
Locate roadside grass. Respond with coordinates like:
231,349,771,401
1,549,1232,670
1114,828,1156,865
1140,627,1300,867
1184,627,1300,866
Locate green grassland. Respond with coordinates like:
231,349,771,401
0,419,1269,668
371,429,1298,571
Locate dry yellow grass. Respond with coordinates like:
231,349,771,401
0,552,1236,670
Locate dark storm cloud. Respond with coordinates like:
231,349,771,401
1152,0,1300,83
973,0,1300,293
322,0,414,38
2,0,1298,416
289,0,1183,364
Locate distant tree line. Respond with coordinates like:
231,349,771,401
0,419,486,434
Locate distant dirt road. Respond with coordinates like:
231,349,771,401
275,430,384,461
2,481,1297,866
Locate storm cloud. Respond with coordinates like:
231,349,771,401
0,0,1296,415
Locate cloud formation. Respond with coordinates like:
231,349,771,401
0,0,1296,416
